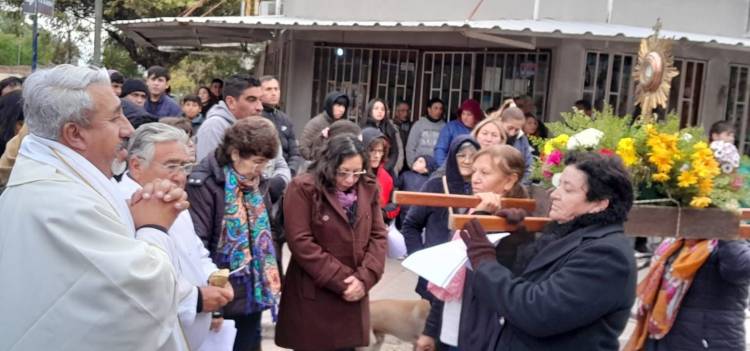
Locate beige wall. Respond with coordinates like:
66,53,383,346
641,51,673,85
278,30,750,135
283,0,750,38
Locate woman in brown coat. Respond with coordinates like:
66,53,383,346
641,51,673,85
275,134,388,351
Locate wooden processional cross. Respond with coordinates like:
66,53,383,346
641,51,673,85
393,190,750,240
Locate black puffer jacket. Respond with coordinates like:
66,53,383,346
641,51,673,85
186,153,279,318
646,240,750,351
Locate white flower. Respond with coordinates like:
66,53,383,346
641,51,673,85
567,128,604,150
722,163,735,174
681,133,693,142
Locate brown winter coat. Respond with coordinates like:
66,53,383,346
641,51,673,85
274,172,388,350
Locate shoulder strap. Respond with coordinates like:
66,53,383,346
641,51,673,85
442,175,454,215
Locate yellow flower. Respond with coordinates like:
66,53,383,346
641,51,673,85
616,138,637,166
543,134,570,156
652,172,670,182
689,196,711,208
698,179,713,196
677,171,698,188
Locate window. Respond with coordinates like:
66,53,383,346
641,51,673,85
581,51,635,116
420,51,550,120
726,64,750,154
668,59,705,127
311,46,418,123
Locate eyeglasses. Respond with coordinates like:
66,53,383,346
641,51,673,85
160,162,195,175
370,149,385,156
336,170,367,179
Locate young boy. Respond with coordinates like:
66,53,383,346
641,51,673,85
181,94,205,132
144,66,182,118
395,154,437,229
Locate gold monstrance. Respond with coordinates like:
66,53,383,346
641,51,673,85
633,20,679,122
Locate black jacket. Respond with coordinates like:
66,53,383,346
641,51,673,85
646,240,750,351
185,153,279,318
362,99,403,174
262,105,303,175
471,223,637,351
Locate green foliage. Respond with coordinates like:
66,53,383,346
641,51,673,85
0,11,79,66
102,39,141,77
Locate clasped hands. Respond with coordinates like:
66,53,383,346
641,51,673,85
129,178,190,230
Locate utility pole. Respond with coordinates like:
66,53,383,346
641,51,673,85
31,0,38,71
92,0,103,65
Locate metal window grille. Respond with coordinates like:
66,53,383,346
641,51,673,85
668,59,705,128
311,46,418,123
726,64,750,154
419,51,550,121
581,51,635,116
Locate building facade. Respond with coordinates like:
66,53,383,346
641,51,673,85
117,0,750,153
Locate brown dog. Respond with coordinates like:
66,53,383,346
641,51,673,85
361,299,431,350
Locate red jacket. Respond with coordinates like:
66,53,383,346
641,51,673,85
375,166,400,220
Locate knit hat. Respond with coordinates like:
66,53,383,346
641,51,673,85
120,79,148,98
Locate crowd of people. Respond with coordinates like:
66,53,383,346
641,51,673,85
0,63,749,351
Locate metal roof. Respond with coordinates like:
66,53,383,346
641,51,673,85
114,16,750,51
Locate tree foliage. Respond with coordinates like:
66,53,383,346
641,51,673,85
0,0,243,68
0,10,80,66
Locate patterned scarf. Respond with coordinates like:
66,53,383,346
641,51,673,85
624,238,717,350
218,166,281,318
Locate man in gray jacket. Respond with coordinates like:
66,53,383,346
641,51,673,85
195,74,290,200
405,97,446,167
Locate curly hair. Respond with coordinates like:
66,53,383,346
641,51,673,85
564,151,633,223
215,117,279,166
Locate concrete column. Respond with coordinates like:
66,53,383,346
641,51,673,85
285,40,315,136
546,40,586,122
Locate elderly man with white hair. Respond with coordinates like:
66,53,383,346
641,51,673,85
0,65,191,351
117,122,235,350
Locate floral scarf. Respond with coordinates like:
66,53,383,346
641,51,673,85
624,238,717,350
218,166,281,318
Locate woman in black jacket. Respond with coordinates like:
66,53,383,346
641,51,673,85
362,98,404,174
627,238,750,350
187,118,281,351
460,151,637,351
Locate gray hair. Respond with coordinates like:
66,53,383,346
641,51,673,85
127,122,189,166
259,75,278,84
23,64,111,140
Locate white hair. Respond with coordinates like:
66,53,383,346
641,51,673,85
127,122,189,166
22,65,111,140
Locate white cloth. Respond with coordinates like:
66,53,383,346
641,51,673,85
439,298,462,346
197,319,237,351
118,173,224,350
387,222,407,258
0,135,188,351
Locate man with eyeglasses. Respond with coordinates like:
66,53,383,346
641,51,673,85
117,122,236,350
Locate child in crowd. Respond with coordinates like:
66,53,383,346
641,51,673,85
181,94,205,133
395,154,437,229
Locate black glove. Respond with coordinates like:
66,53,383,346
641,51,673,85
496,208,527,227
460,219,497,269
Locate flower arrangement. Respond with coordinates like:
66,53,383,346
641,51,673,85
533,107,748,211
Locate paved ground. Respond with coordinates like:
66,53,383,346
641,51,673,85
256,246,749,350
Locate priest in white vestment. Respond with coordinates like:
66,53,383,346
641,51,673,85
0,65,192,351
116,122,235,350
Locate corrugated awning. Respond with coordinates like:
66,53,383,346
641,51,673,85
113,16,750,51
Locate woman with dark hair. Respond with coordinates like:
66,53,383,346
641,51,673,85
187,118,282,351
523,113,549,156
0,90,24,155
362,127,399,224
275,134,387,350
362,98,404,174
459,152,637,350
197,86,219,116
